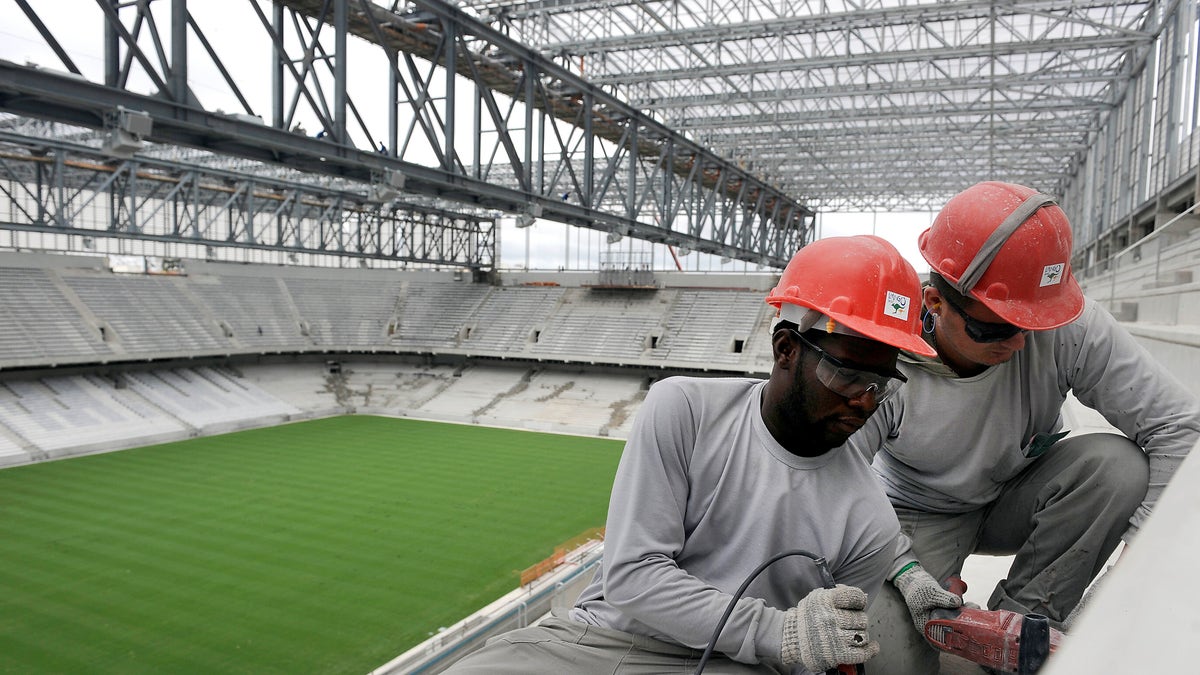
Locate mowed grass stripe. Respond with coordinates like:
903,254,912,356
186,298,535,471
0,415,623,674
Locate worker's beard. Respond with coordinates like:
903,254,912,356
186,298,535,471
778,376,860,455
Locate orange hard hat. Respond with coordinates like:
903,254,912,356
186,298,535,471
919,181,1084,330
765,235,936,357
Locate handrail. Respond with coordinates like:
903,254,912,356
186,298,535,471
1110,201,1200,263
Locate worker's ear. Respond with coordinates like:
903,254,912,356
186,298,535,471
771,329,799,368
923,284,942,313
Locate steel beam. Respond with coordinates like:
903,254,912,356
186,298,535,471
0,0,809,268
0,130,494,268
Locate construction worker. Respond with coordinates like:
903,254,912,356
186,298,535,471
849,181,1200,673
443,235,939,674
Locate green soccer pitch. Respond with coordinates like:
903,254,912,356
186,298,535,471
0,415,624,674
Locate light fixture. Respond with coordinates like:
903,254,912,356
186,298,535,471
102,106,153,158
515,202,542,228
677,246,692,257
368,169,406,202
720,256,732,264
606,230,624,244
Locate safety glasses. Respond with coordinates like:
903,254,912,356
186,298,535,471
788,330,906,404
940,294,1027,343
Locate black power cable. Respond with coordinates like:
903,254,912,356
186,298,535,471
693,549,839,675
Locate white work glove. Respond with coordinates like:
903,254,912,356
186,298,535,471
780,584,879,672
892,563,963,633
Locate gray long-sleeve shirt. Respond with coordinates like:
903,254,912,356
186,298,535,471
847,299,1200,544
570,376,901,671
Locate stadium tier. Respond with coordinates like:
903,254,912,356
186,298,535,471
0,251,779,467
0,251,776,373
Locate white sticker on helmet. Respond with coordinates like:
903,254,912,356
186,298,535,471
1040,263,1065,287
884,291,911,321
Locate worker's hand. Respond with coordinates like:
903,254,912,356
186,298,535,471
780,584,879,672
893,563,963,633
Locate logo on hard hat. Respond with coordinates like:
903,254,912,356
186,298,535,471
1040,263,1065,287
884,291,911,321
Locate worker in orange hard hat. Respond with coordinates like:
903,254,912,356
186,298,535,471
846,182,1200,674
445,236,934,674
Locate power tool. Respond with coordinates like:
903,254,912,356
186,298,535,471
694,550,867,674
809,557,866,675
923,577,1064,673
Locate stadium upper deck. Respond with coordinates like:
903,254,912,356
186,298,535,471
0,251,777,375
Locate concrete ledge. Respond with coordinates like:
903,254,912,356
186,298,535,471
370,542,603,675
1122,322,1200,348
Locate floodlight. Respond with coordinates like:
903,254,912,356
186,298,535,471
102,107,153,158
367,169,406,202
382,169,406,190
514,203,542,228
607,230,624,244
117,107,153,137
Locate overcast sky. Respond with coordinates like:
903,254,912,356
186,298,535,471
0,1,934,274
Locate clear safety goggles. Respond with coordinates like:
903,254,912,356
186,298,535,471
788,330,906,404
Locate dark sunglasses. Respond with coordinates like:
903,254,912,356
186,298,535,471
787,329,907,403
940,294,1027,343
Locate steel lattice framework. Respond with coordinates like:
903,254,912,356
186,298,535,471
0,0,814,269
463,0,1196,215
0,128,489,266
0,0,1196,269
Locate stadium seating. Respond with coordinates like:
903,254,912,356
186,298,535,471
0,430,29,467
0,250,780,466
528,289,664,361
0,256,777,372
63,272,228,356
474,369,647,437
187,274,310,349
0,267,111,366
122,366,299,433
0,374,185,458
1076,212,1200,386
391,281,492,348
650,289,771,365
461,286,565,353
284,276,403,347
5,232,1198,469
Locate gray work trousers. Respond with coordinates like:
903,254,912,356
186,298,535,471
867,433,1149,675
442,615,779,674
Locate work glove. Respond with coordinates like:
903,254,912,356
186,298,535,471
780,584,879,672
893,563,962,634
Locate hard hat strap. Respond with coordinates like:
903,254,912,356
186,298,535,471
953,192,1057,294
